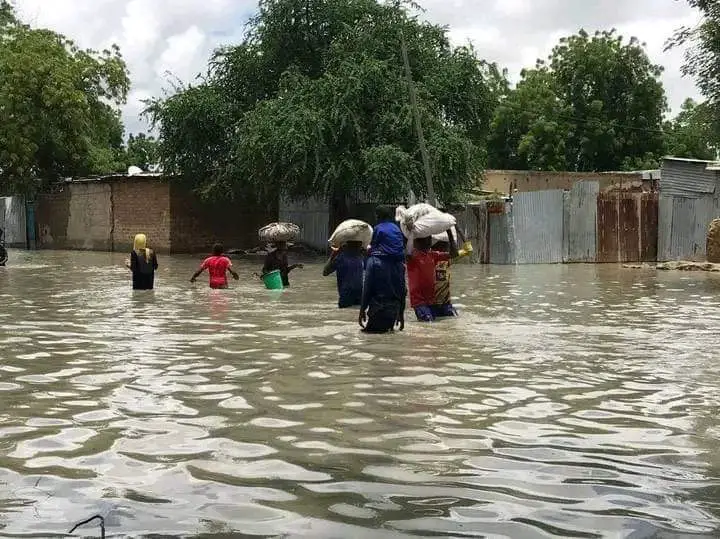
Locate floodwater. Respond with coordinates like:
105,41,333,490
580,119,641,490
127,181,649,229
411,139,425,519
1,250,720,538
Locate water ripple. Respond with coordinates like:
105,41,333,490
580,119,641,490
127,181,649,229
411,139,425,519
0,252,719,536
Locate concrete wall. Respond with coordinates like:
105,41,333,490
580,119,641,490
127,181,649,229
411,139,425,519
0,196,27,247
483,170,650,196
65,182,113,250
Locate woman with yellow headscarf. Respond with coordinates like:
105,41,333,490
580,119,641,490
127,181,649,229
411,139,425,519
126,233,158,290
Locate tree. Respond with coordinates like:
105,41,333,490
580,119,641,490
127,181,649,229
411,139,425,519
664,98,717,160
125,133,160,171
488,29,667,172
670,1,720,138
0,1,130,196
147,0,507,203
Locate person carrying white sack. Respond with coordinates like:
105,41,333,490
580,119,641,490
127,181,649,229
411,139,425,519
323,220,372,309
399,205,471,321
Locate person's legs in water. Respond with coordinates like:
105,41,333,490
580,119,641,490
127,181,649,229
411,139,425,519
414,304,435,322
338,241,364,308
431,303,457,318
364,299,401,333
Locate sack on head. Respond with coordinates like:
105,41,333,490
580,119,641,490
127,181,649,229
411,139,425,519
259,222,300,243
329,219,373,248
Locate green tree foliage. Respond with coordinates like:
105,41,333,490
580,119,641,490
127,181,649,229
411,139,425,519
670,1,720,137
147,0,507,202
0,1,130,196
488,29,667,172
125,133,160,171
663,98,717,160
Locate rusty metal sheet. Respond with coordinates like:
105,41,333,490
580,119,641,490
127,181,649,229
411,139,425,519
619,195,640,262
597,193,619,262
640,193,658,262
597,192,655,263
513,190,564,264
564,181,599,263
454,202,489,264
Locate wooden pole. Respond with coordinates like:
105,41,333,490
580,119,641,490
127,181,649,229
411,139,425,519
400,30,437,207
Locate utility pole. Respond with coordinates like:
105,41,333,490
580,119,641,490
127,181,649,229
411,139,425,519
400,30,437,207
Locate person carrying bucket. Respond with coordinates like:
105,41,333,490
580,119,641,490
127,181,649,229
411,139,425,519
262,241,303,287
191,243,239,289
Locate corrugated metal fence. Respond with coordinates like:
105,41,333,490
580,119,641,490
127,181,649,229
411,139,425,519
279,197,329,250
449,182,661,264
278,179,710,263
0,196,27,247
658,195,720,261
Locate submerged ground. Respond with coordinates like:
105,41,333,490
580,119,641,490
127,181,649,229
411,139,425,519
0,250,719,537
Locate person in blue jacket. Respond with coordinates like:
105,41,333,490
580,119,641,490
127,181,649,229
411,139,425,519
323,241,365,308
359,206,407,333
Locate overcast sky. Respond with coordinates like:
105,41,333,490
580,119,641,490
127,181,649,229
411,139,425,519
14,0,702,135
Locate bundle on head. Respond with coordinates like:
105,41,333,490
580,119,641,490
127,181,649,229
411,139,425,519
329,219,373,249
395,203,456,239
259,222,300,243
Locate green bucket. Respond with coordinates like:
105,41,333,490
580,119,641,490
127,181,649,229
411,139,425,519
262,270,284,290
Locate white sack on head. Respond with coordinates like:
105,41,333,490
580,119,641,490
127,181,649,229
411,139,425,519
411,212,456,239
432,226,457,245
396,203,441,237
329,219,373,248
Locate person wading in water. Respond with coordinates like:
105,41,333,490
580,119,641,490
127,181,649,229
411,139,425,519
126,233,158,290
323,240,365,308
191,243,239,289
359,206,406,333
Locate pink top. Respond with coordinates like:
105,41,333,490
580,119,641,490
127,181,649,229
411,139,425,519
201,256,232,288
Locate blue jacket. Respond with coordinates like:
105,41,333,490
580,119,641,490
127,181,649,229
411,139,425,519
369,221,405,261
326,251,364,308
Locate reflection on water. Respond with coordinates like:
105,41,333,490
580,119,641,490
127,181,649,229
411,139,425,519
1,250,720,537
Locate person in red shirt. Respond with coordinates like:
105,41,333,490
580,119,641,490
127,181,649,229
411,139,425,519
190,243,239,289
406,229,459,322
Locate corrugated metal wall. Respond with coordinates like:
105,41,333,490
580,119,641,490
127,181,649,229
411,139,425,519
488,202,515,264
453,202,489,263
513,190,565,263
661,159,718,198
279,197,329,250
564,181,599,262
659,195,720,261
597,192,658,263
0,196,27,247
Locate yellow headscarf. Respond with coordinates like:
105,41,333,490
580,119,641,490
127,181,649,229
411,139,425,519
133,234,151,260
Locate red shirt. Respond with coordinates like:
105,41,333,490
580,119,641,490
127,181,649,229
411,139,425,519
407,250,451,307
201,256,232,288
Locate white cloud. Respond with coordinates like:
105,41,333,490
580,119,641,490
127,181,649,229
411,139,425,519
11,0,704,135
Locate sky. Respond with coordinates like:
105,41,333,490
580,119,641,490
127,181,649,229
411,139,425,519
13,0,702,136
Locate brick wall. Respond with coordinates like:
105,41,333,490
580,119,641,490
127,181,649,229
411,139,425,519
112,178,171,253
35,176,278,254
169,183,277,254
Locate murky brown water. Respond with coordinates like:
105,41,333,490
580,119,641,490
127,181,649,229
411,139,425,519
1,250,720,538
